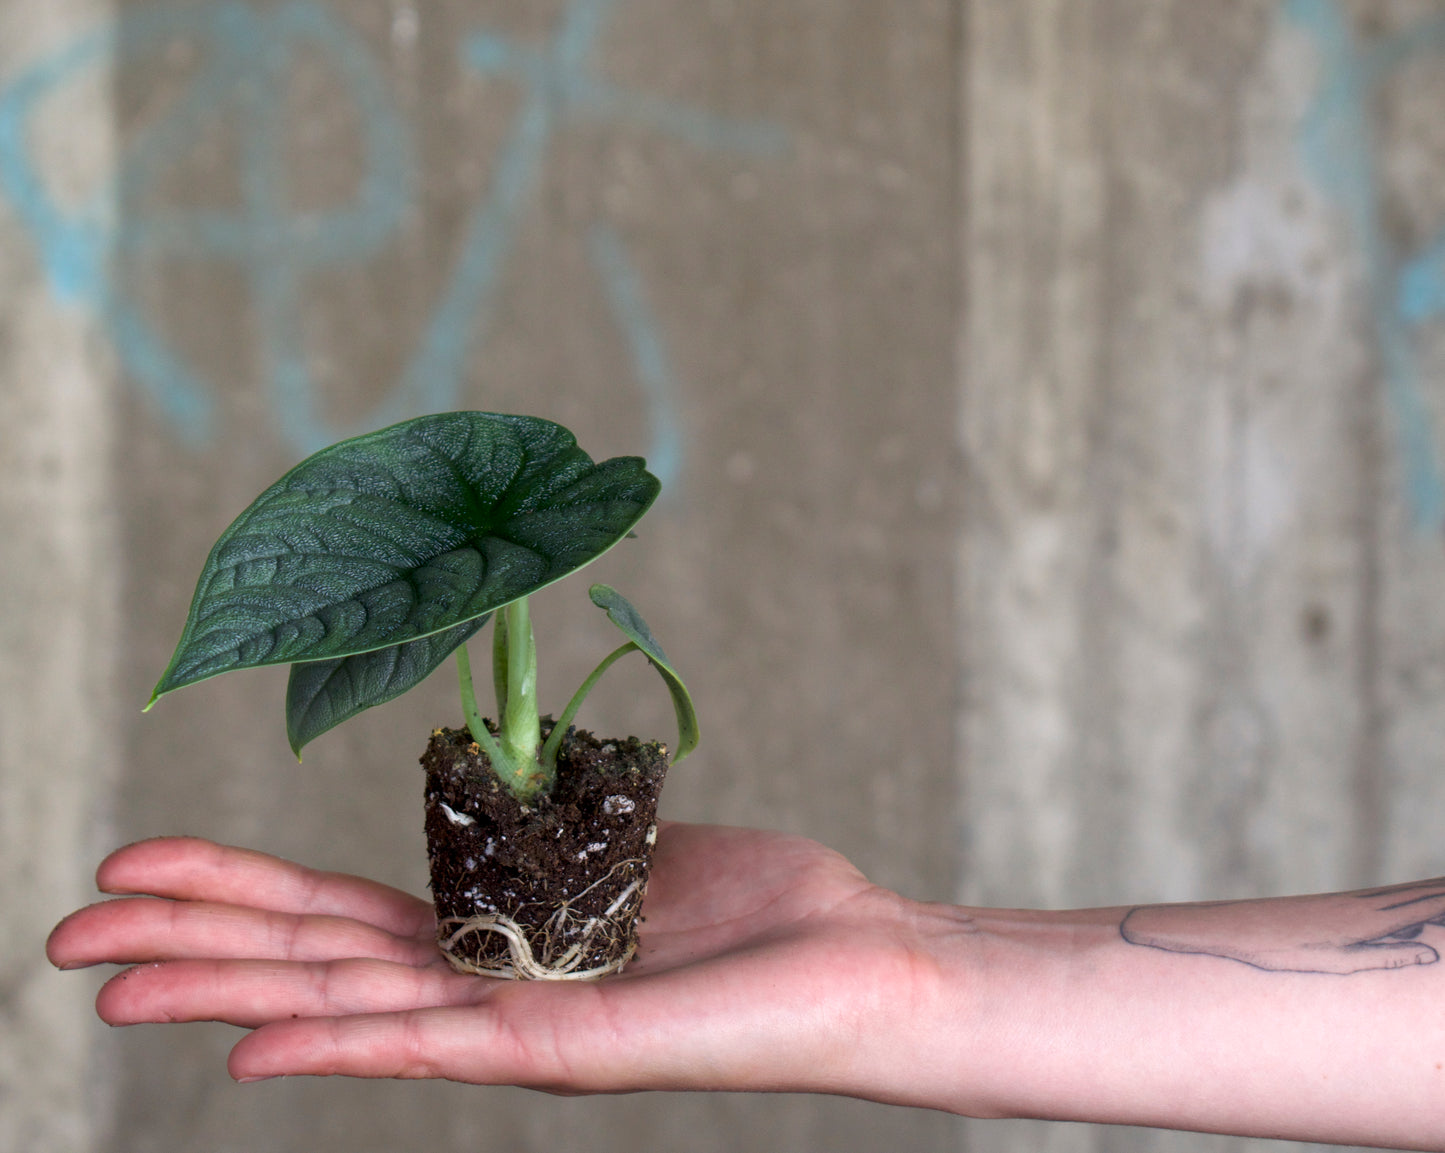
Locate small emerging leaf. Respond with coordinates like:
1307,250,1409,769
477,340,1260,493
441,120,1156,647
588,584,699,763
151,413,660,706
285,614,490,757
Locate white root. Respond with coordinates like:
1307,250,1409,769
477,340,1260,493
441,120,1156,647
603,878,642,918
437,858,647,981
437,913,635,980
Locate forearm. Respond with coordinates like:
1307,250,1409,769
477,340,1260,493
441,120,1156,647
45,828,1445,1143
901,889,1445,1148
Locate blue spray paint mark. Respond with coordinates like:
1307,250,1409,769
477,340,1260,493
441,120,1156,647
1287,0,1445,530
0,0,789,479
0,2,411,447
385,0,785,482
0,25,113,304
1399,236,1445,324
589,223,683,490
392,0,786,486
0,19,213,440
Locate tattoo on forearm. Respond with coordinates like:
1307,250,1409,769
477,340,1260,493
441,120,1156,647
1119,880,1445,975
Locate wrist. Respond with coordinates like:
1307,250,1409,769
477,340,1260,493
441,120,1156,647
898,893,1445,1149
882,899,1121,1120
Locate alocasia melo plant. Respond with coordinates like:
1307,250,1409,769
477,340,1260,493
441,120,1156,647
149,411,698,979
148,410,698,803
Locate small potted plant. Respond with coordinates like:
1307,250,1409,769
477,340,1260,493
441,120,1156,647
148,411,698,980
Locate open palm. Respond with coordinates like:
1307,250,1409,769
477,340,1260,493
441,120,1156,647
48,823,957,1102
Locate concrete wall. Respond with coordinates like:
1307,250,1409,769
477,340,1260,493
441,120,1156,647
2,1,1444,1151
0,3,118,1149
957,3,1445,1150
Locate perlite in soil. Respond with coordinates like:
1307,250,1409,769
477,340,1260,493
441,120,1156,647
149,411,699,979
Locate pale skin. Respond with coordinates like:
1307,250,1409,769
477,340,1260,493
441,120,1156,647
47,823,1445,1150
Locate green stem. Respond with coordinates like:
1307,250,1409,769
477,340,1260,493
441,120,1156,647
456,643,508,771
500,598,541,772
491,607,509,721
538,641,638,775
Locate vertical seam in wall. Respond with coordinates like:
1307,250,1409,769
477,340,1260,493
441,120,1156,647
1074,0,1123,904
951,0,972,914
948,7,974,1144
90,3,121,1145
1354,356,1386,886
0,3,120,1147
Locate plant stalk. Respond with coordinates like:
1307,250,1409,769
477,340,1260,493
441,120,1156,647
451,599,549,803
500,598,542,776
456,642,508,771
492,608,509,721
538,641,638,774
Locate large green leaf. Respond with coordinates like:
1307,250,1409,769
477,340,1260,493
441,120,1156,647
151,413,660,704
285,614,491,757
588,583,700,763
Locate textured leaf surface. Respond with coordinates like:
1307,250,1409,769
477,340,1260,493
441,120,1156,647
588,583,699,763
285,614,490,756
152,413,659,703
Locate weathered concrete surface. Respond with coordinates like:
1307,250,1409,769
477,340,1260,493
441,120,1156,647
0,3,118,1150
5,0,1445,1151
958,2,1445,1151
97,1,961,1151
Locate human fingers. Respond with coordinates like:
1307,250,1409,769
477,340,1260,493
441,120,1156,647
225,969,853,1095
220,890,940,1096
95,956,484,1028
95,837,433,939
47,896,438,971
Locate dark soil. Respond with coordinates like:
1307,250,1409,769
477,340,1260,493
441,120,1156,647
421,720,669,978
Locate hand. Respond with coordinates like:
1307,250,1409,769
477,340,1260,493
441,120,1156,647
1120,879,1445,973
47,823,967,1101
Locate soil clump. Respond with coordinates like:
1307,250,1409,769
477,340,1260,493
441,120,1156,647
421,721,668,979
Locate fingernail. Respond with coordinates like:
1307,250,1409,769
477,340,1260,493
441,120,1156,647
235,1075,277,1084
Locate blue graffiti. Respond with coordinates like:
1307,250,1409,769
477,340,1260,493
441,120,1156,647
0,0,788,485
1287,0,1445,530
1400,234,1445,324
391,0,786,486
589,223,683,489
0,3,410,445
